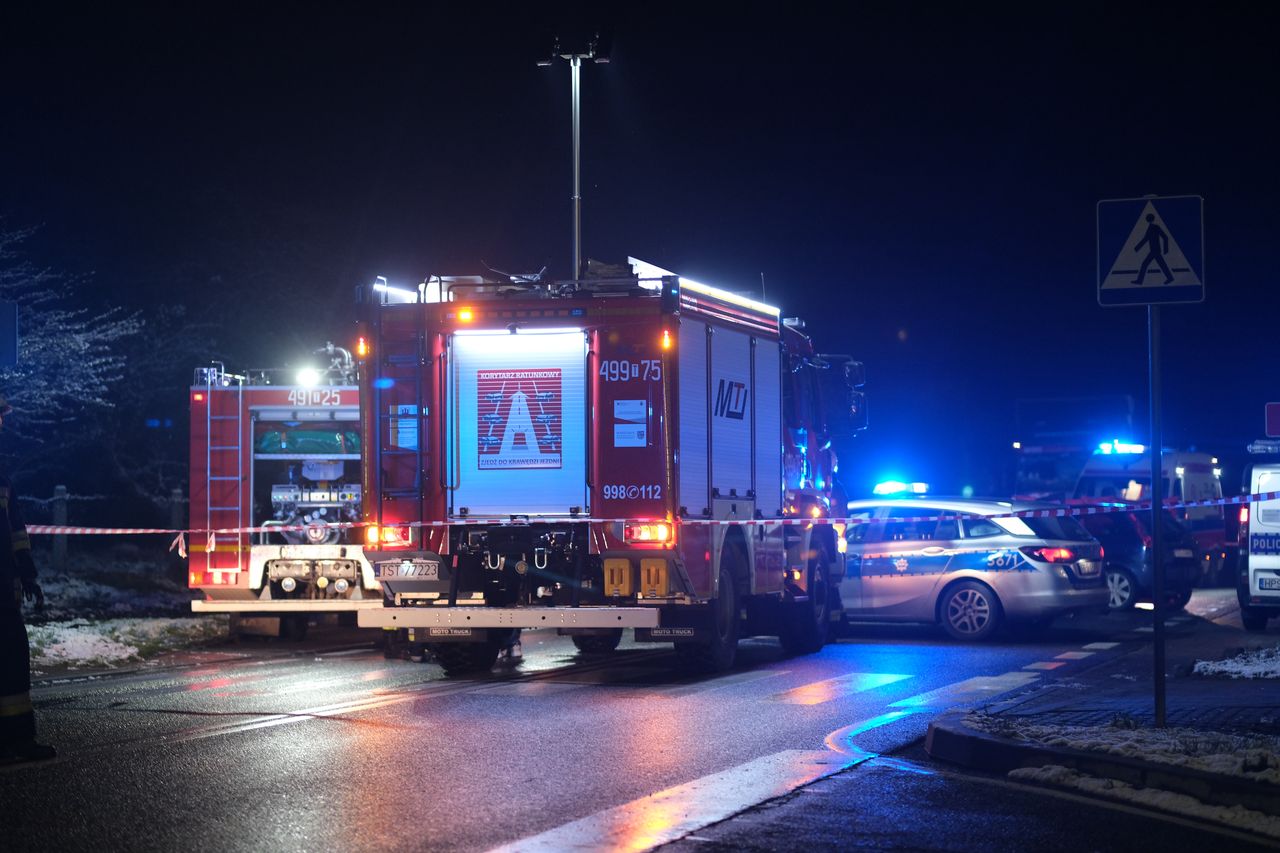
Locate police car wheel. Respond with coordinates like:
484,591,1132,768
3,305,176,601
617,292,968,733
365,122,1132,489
1242,608,1269,633
939,580,1001,642
1106,568,1138,611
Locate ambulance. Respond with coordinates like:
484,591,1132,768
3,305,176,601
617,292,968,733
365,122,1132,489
1073,443,1226,583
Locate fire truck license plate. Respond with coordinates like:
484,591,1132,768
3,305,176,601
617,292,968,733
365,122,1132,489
376,560,440,579
400,560,438,579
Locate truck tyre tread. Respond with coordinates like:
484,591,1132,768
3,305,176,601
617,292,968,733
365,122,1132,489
779,550,831,656
676,560,740,673
572,630,623,655
431,641,501,676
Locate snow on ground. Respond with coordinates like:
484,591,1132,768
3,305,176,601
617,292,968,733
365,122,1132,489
30,546,197,622
1009,765,1280,840
964,712,1280,785
1194,644,1280,680
22,546,223,672
28,617,227,671
35,573,197,621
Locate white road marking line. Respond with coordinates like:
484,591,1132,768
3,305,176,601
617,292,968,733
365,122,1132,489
1054,651,1094,660
1083,642,1120,650
772,672,912,706
824,710,918,753
489,750,855,853
497,666,1050,852
664,669,787,698
888,671,1041,709
1022,661,1066,671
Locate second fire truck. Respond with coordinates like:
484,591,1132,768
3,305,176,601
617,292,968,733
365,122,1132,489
356,261,865,672
189,344,379,637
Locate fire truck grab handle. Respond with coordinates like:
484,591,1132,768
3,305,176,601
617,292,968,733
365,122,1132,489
447,352,461,492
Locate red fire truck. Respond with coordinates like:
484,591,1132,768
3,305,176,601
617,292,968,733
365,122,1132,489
189,345,380,637
356,262,865,673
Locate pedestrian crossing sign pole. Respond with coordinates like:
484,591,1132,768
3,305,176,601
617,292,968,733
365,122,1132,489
1097,194,1204,729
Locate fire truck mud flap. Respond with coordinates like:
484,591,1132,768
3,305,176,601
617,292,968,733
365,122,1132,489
357,606,660,631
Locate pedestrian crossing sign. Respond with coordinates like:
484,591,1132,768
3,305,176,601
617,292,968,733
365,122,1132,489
1097,195,1204,306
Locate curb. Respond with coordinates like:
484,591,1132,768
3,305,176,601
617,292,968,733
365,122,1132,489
925,712,1280,817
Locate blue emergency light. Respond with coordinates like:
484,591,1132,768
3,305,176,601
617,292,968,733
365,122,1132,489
872,480,929,496
1096,439,1145,455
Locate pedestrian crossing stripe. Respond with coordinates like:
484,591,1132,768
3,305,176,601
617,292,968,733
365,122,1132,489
1101,201,1201,291
773,672,912,705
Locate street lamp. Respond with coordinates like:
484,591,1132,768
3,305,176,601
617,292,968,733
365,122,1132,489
538,35,609,280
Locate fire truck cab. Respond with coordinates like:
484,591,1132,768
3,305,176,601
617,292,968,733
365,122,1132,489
356,262,865,673
189,348,379,637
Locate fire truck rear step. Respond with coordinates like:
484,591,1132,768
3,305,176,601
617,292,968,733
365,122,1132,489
358,606,660,630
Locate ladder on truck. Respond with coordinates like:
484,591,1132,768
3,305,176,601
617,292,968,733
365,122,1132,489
203,365,246,572
371,291,428,534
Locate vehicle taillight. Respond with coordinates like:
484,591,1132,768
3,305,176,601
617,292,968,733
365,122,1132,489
356,335,370,358
624,521,672,545
193,392,205,402
366,524,412,548
1240,506,1249,525
1020,546,1076,563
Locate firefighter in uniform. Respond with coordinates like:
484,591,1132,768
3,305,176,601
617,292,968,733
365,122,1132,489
0,395,55,761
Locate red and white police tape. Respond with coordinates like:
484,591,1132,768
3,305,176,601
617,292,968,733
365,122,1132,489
23,490,1280,546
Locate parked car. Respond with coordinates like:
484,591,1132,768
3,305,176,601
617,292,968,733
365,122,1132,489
840,498,1108,641
1074,502,1199,611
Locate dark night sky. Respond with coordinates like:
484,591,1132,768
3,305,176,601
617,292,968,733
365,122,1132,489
2,3,1276,496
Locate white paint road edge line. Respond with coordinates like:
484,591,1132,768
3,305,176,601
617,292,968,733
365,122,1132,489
493,670,1048,853
488,750,856,853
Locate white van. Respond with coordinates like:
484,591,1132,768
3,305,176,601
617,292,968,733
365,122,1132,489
1239,463,1280,631
1073,448,1225,581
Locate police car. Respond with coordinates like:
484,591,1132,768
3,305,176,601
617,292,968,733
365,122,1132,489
840,498,1108,641
1239,456,1280,632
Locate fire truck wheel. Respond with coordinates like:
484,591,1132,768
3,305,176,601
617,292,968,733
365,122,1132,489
572,630,623,655
937,580,1002,642
779,554,831,656
281,614,309,641
675,562,740,672
431,640,502,676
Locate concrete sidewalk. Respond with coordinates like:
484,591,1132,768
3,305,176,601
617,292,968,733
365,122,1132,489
925,611,1280,817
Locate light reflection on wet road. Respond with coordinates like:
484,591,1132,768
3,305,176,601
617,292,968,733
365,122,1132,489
0,607,1212,851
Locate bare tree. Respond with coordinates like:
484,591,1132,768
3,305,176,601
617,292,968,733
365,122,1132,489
0,226,141,468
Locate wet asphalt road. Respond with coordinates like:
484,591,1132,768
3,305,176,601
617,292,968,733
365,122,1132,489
1,592,1270,852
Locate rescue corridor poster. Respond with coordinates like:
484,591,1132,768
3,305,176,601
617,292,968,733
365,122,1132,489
476,368,563,470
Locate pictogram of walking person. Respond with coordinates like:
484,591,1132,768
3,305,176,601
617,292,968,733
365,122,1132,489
1131,213,1174,284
